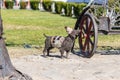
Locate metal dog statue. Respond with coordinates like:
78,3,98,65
43,26,80,58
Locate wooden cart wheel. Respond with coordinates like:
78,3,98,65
78,13,98,58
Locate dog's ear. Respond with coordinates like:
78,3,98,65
64,26,67,29
43,33,47,37
69,30,80,38
76,30,81,34
69,30,76,38
65,26,73,34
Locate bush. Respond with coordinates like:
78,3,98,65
115,7,120,13
62,2,67,15
91,6,105,17
54,2,86,17
55,2,66,14
43,0,52,11
6,1,120,19
65,3,74,16
74,3,86,17
97,7,104,16
30,1,39,10
5,1,14,9
20,2,27,9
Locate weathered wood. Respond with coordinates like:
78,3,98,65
0,12,32,80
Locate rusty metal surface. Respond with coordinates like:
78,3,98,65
98,17,110,32
96,50,120,55
97,16,120,34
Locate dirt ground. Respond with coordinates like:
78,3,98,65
8,47,120,80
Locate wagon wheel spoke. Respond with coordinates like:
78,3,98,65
83,36,94,51
83,20,93,51
88,20,93,33
89,38,94,46
83,27,86,33
87,21,95,47
77,13,98,58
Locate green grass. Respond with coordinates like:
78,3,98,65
2,9,76,47
2,10,75,27
98,34,120,49
1,9,120,49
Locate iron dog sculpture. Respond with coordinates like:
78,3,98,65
43,26,80,58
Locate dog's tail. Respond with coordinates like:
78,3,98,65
43,33,48,38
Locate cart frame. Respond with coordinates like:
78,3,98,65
74,0,120,58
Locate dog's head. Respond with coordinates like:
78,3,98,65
65,26,73,34
65,26,80,38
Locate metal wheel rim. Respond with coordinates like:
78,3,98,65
78,13,98,58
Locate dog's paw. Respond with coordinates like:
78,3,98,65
42,55,47,58
60,56,64,59
65,56,70,59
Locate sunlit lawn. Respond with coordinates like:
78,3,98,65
1,9,120,49
2,9,76,47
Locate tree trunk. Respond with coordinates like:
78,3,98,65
0,15,32,80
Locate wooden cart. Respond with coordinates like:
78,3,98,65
74,0,120,58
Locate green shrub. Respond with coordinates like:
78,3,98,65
91,6,106,17
30,1,39,10
65,3,74,16
115,7,120,13
55,2,66,14
95,7,104,17
74,3,86,17
62,2,67,15
20,2,27,9
5,1,14,9
42,1,86,17
43,0,52,11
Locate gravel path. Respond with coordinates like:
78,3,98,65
10,51,120,80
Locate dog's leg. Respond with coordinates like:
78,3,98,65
66,52,69,59
65,50,70,59
71,41,75,54
60,49,64,58
46,47,52,56
47,49,50,56
43,48,47,57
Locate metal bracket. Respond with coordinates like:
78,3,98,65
96,50,120,55
0,65,2,69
